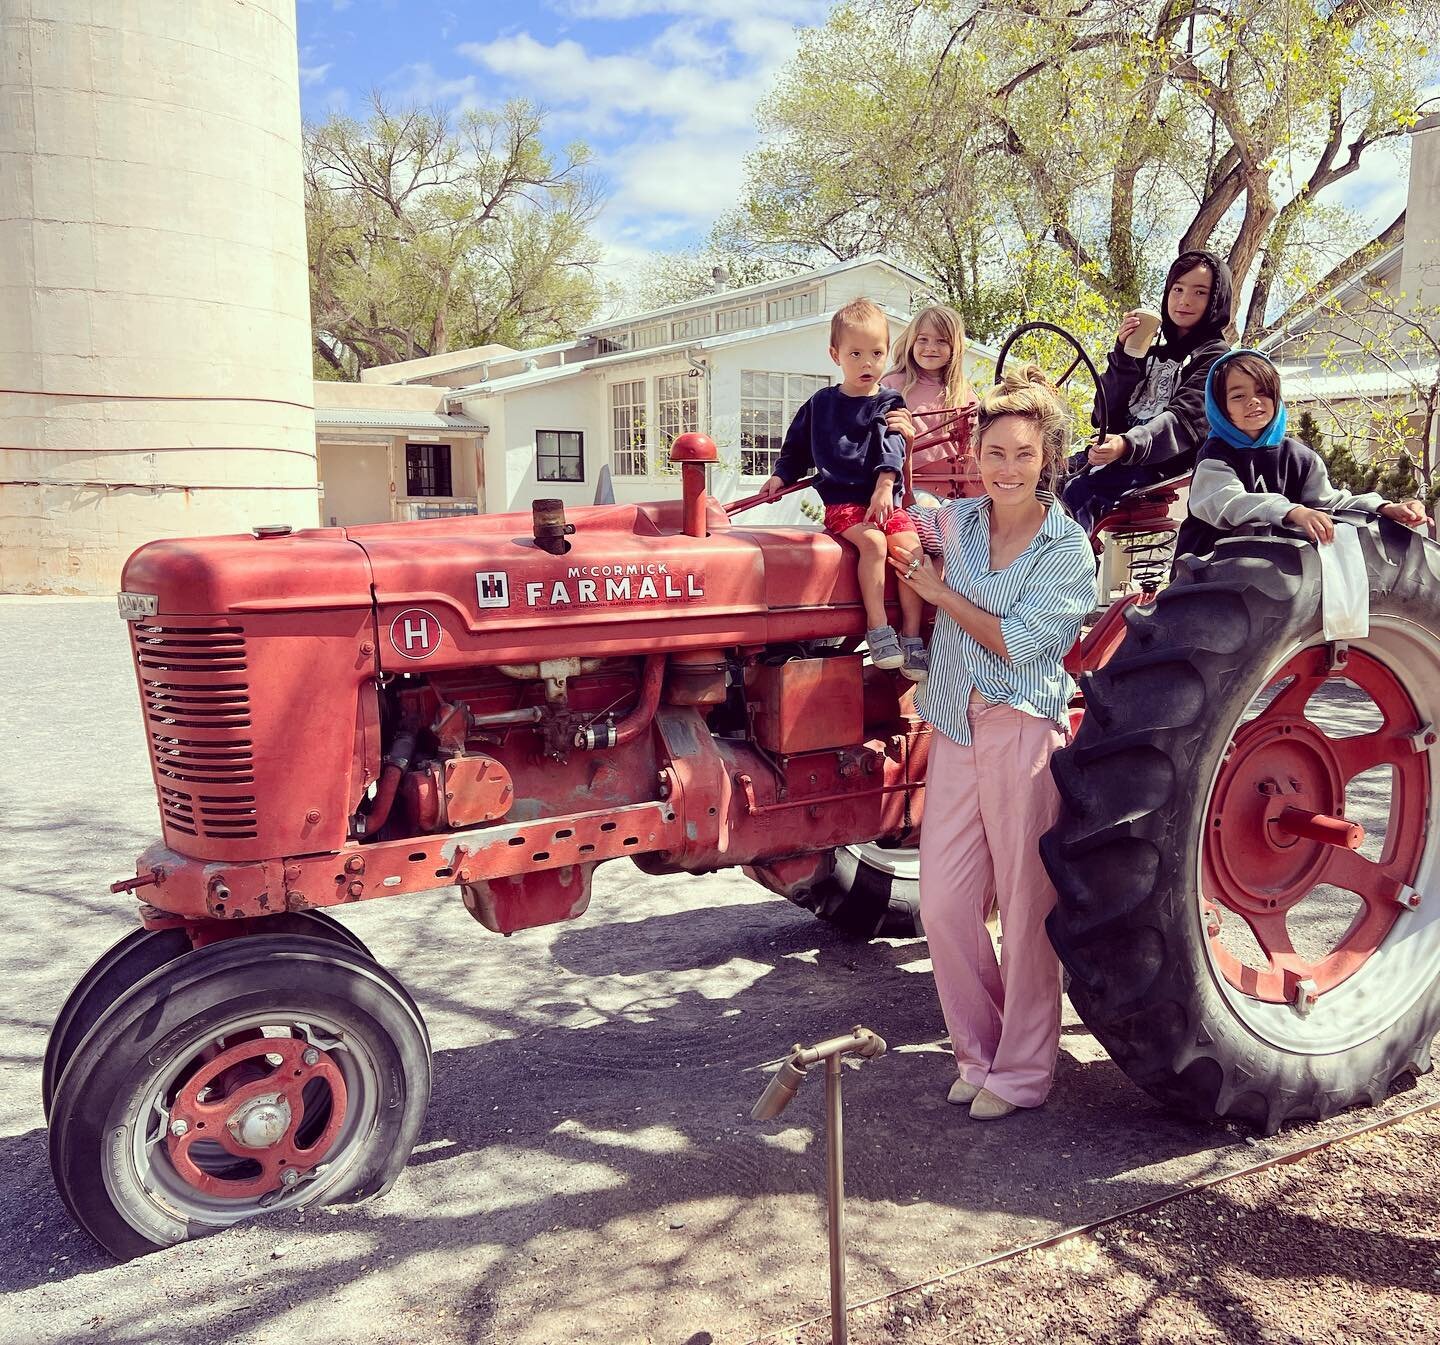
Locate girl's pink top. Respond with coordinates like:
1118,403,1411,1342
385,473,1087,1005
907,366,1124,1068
881,370,982,498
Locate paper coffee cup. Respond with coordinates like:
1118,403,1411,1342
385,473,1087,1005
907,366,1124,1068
1123,308,1162,357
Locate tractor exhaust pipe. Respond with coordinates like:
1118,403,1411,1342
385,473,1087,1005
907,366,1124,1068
532,499,575,555
669,433,718,538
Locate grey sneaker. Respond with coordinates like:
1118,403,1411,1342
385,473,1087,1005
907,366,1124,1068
900,636,929,683
866,624,904,669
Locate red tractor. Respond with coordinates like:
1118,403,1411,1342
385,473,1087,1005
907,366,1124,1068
45,328,1440,1259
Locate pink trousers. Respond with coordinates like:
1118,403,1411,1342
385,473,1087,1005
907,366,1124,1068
920,701,1065,1108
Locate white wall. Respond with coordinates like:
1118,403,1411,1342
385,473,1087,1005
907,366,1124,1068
464,377,604,514
318,440,392,526
827,262,929,322
1,0,318,594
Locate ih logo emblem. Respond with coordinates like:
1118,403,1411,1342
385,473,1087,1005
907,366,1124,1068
475,571,510,608
389,608,442,660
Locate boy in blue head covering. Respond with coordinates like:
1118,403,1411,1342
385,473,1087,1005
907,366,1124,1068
1174,350,1427,560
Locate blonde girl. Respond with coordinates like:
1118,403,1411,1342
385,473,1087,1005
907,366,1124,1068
881,305,982,500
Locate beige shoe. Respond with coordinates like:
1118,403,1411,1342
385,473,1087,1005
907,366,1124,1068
969,1087,1018,1121
946,1077,982,1106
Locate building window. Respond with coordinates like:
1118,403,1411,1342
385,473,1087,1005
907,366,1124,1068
671,313,712,341
537,430,584,483
716,301,763,334
766,289,818,323
630,322,669,351
655,374,699,475
405,443,453,497
610,381,648,476
739,372,829,477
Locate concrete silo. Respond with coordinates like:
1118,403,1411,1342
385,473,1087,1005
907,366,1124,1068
0,0,318,594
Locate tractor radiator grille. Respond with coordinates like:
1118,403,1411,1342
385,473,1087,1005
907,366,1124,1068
134,623,258,841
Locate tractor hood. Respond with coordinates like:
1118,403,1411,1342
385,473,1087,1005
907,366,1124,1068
120,528,374,615
349,498,865,669
120,497,872,667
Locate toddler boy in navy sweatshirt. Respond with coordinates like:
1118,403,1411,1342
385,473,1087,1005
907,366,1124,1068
760,298,927,680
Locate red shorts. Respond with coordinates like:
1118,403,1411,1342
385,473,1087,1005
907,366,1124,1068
823,504,919,537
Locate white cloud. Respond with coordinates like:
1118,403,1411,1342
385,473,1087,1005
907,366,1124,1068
1334,138,1411,233
457,13,815,250
558,0,822,19
604,134,750,220
382,61,485,112
300,62,333,86
459,34,766,137
383,3,829,263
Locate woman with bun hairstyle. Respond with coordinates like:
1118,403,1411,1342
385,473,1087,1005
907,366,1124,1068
881,305,983,500
894,365,1098,1120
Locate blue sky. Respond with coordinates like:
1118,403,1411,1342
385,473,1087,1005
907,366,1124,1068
296,0,1413,305
296,0,830,288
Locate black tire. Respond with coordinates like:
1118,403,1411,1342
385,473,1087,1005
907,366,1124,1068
1043,523,1440,1133
42,910,371,1118
800,845,922,939
48,934,429,1260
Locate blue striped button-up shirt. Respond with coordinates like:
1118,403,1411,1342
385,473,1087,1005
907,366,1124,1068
910,492,1098,746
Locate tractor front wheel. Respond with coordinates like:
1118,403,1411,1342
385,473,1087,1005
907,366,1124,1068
1044,525,1440,1132
42,910,372,1119
48,934,430,1259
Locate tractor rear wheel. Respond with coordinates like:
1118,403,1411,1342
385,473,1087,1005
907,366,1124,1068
48,934,429,1259
1043,525,1440,1133
42,910,371,1118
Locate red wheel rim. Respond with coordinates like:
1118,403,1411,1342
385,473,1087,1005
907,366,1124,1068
165,1035,348,1199
1203,645,1430,1004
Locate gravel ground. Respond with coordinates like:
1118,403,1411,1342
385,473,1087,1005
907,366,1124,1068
776,1106,1440,1345
2,597,1436,1345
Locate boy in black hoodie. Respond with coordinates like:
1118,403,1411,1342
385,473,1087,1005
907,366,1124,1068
1062,249,1234,534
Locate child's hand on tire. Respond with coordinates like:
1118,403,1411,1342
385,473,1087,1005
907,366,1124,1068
1285,505,1335,543
1379,499,1428,529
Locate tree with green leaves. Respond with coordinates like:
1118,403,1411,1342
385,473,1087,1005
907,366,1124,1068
305,95,609,377
724,0,1438,345
1289,258,1440,509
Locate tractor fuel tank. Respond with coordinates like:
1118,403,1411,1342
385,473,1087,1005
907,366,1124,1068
746,656,864,755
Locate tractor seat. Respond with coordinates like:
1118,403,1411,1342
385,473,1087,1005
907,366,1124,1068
1090,472,1192,543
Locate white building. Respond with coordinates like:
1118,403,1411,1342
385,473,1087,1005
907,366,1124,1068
322,255,994,527
1260,114,1439,473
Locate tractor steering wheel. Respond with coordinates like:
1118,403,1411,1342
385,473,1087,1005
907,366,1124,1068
994,320,1108,456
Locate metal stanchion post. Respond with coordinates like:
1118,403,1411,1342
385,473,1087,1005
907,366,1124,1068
825,1053,847,1345
751,1025,886,1345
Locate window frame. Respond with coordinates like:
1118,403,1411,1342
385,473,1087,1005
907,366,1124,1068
738,371,830,479
654,373,699,476
404,442,454,498
766,289,818,324
609,380,649,478
536,429,585,483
